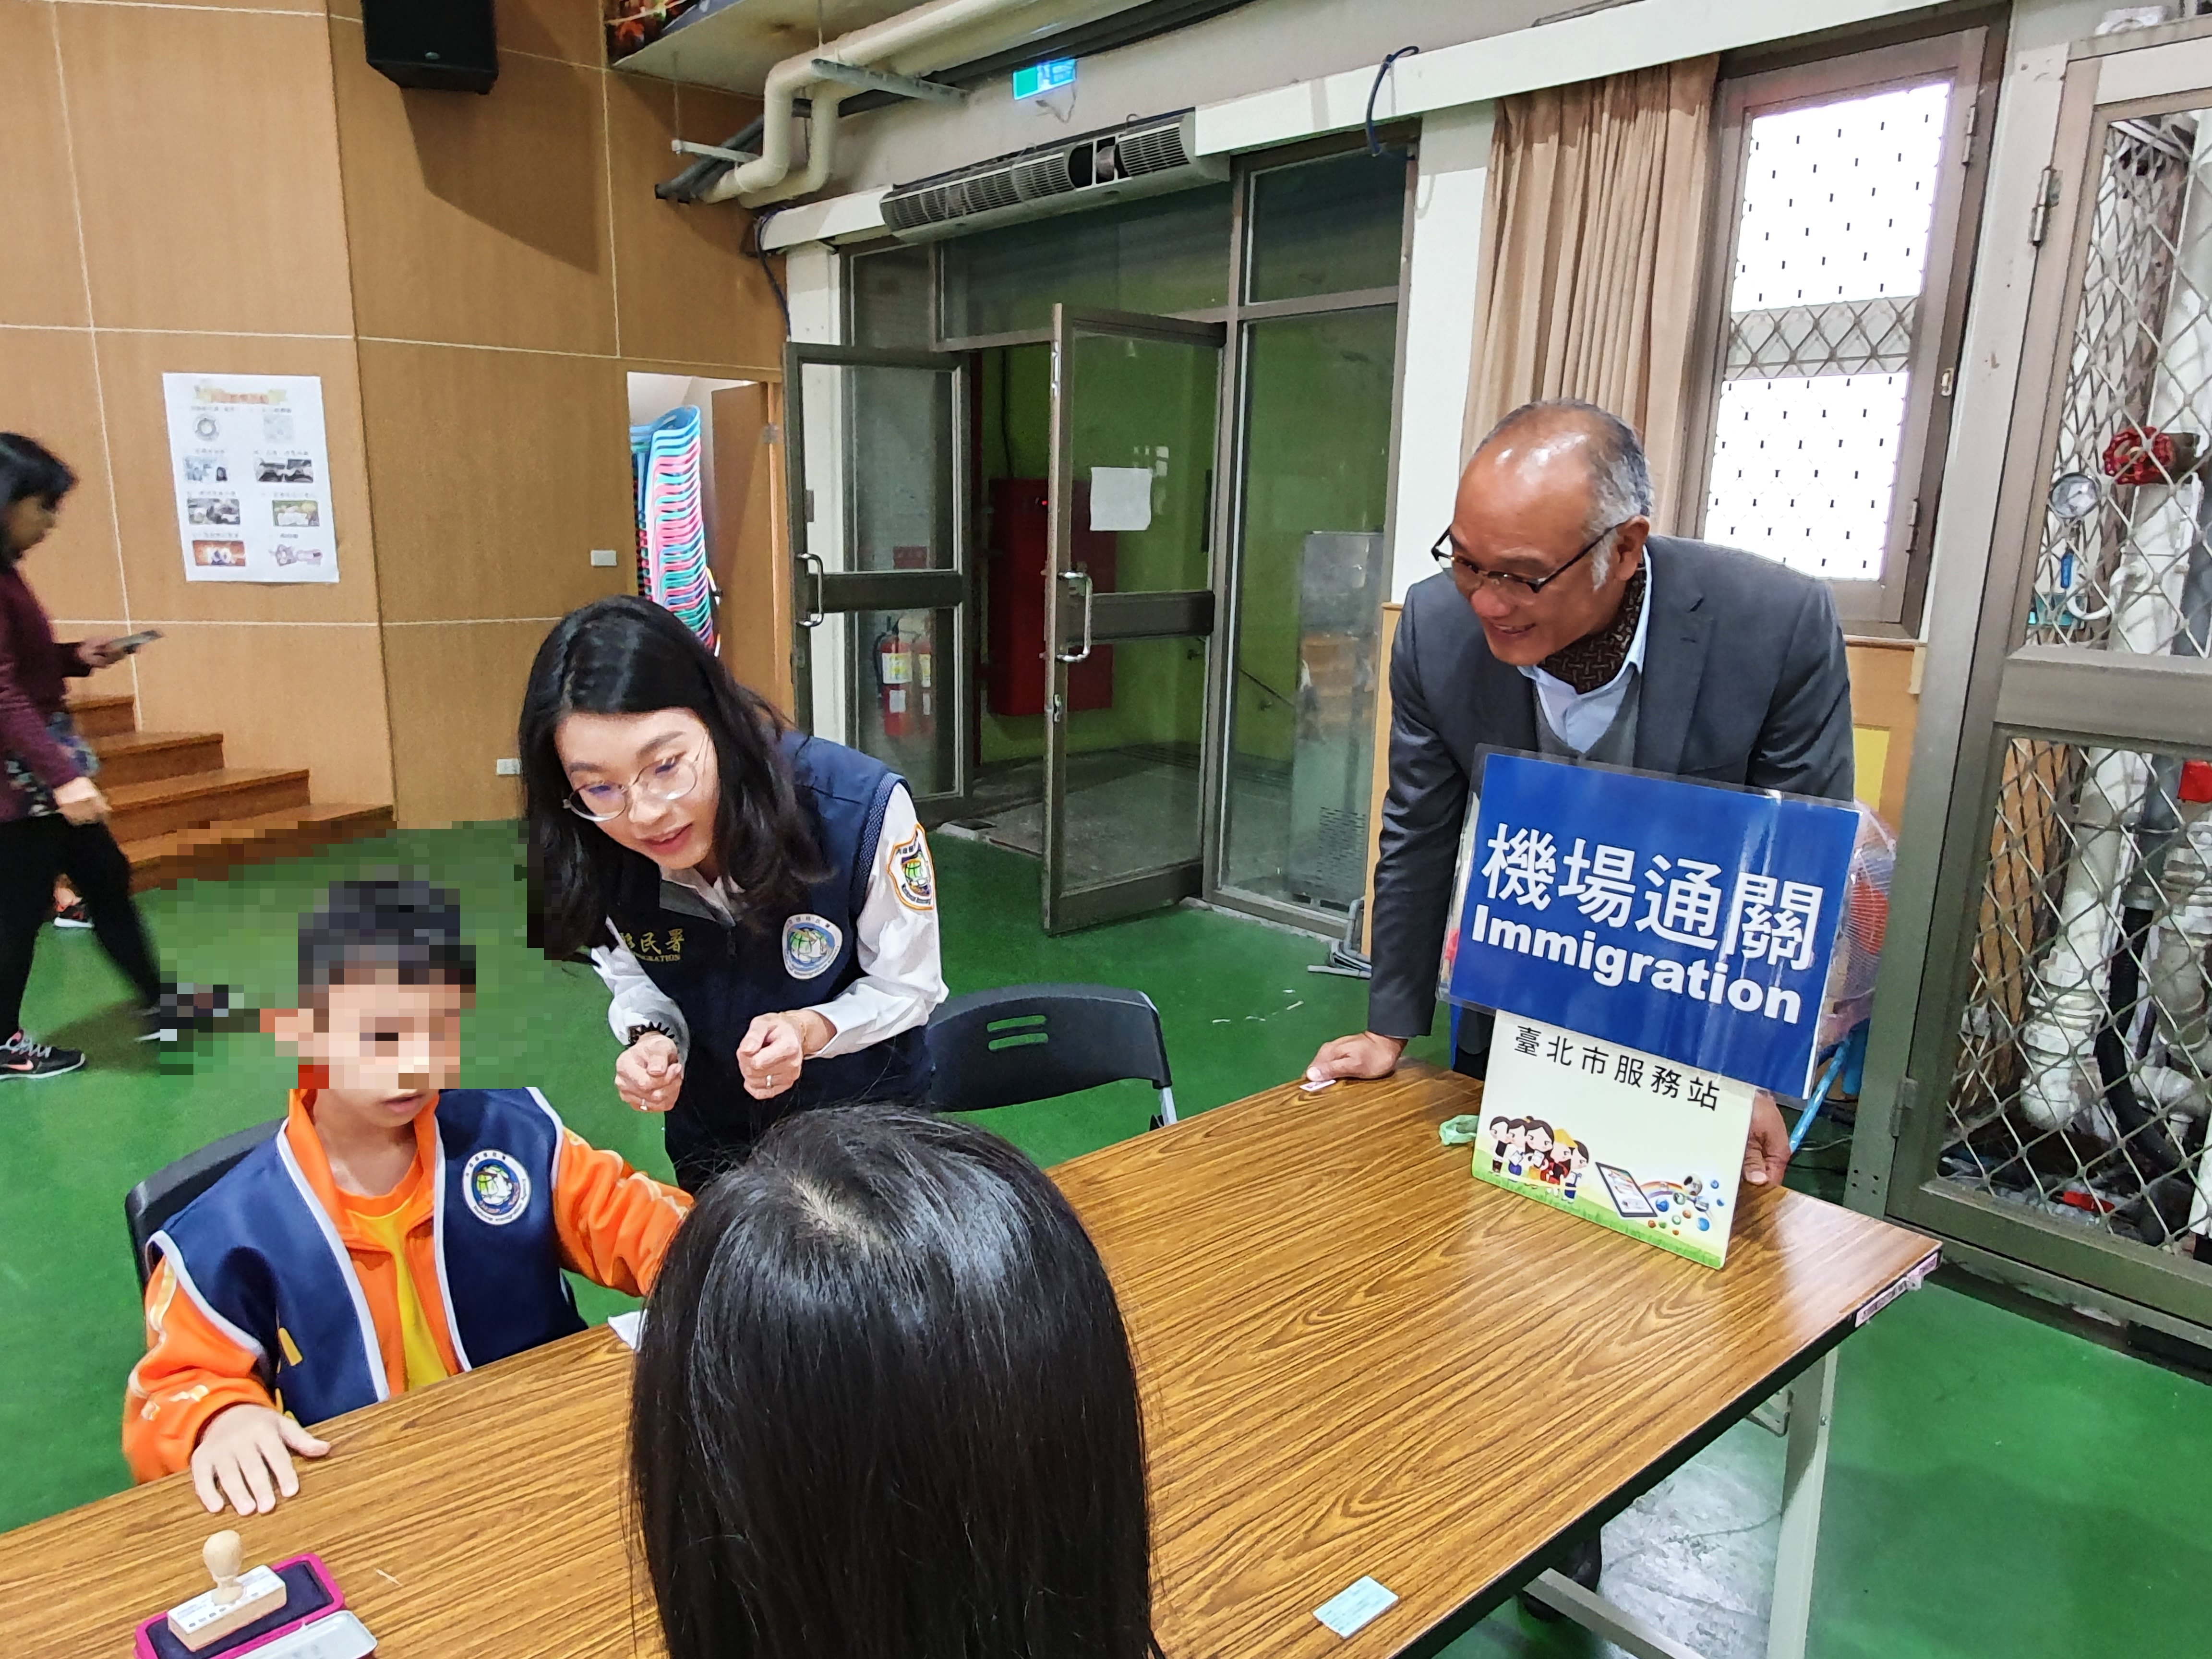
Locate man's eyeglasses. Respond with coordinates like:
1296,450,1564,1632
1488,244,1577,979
565,744,709,823
1430,519,1629,598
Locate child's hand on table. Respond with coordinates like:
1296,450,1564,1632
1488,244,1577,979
617,1031,683,1113
192,1403,329,1516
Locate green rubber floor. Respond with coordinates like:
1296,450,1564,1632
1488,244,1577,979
2,825,2206,1659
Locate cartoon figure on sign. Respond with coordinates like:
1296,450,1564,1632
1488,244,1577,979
1561,1141,1591,1202
1544,1133,1575,1190
1523,1121,1555,1183
1503,1119,1529,1178
1487,1116,1510,1174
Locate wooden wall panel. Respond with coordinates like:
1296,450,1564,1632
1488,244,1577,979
328,19,616,356
1845,639,1919,831
0,326,123,622
136,622,395,806
60,6,353,336
380,620,545,828
606,76,781,373
0,0,88,329
354,340,634,625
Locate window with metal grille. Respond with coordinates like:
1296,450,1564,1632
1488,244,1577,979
1685,31,1996,634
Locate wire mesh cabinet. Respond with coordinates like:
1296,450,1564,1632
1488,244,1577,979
1852,29,2212,1336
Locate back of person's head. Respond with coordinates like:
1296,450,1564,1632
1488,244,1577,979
517,595,816,957
0,433,75,566
630,1106,1156,1659
300,878,475,1000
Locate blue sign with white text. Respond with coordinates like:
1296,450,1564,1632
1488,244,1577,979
1442,754,1860,1096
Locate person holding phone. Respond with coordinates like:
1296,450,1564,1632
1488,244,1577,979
0,434,192,1078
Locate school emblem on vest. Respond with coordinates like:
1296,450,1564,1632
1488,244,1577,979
887,827,935,911
782,913,842,980
462,1149,531,1226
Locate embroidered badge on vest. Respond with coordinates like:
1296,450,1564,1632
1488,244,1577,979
782,914,842,980
887,827,935,911
462,1148,532,1226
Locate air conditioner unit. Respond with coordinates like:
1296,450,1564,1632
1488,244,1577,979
881,110,1227,243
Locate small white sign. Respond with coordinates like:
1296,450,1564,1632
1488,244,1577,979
1463,1013,1756,1268
163,373,338,584
1314,1576,1397,1638
1089,465,1154,532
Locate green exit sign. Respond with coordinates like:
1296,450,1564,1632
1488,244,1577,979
1012,59,1076,100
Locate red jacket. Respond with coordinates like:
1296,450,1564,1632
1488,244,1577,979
0,562,91,820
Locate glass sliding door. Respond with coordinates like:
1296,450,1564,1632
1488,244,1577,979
1211,144,1408,930
1042,306,1226,933
783,342,970,809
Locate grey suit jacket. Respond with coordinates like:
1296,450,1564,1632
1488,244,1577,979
1367,535,1855,1040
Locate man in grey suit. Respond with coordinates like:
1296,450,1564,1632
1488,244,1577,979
1307,398,1854,1181
1305,397,1853,1609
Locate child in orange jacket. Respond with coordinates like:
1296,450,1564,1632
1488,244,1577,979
124,878,690,1515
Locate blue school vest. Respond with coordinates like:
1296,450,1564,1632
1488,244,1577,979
604,732,931,1178
150,1089,584,1426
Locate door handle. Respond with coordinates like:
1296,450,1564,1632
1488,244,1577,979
801,553,826,628
1056,568,1095,663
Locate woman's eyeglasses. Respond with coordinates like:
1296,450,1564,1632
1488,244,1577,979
565,744,708,823
1430,519,1628,598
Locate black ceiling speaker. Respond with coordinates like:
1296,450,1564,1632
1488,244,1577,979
363,0,498,94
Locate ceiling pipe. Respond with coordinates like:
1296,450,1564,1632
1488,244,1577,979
700,0,1130,207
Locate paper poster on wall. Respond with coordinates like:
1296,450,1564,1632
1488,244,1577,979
1088,466,1154,532
163,373,338,584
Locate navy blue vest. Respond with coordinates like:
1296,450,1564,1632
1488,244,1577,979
151,1089,584,1426
605,733,930,1181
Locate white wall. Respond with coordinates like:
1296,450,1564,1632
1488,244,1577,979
1389,101,1493,602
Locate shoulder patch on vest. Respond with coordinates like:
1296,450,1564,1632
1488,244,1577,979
886,826,935,911
462,1148,532,1226
782,913,842,980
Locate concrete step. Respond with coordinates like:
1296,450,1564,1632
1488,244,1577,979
90,730,226,789
104,768,312,845
125,804,397,891
68,693,137,739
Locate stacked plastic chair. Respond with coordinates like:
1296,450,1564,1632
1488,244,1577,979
630,405,718,653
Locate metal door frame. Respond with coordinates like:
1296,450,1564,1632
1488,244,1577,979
1042,304,1228,933
781,340,974,814
1850,28,2212,1337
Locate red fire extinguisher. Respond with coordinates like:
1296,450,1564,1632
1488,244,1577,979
875,622,914,739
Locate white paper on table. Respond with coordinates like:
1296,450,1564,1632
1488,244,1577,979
607,1309,646,1350
1089,466,1154,532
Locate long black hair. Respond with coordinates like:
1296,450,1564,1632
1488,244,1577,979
0,433,76,570
630,1106,1157,1659
519,596,820,955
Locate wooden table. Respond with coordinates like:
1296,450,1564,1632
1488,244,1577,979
0,1067,1936,1658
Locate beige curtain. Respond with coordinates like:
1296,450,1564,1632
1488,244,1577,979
1462,57,1719,532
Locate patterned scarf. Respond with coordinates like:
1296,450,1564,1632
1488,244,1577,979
1539,565,1646,695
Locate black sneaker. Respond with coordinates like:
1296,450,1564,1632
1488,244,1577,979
140,983,240,1043
52,900,91,930
1,1031,86,1079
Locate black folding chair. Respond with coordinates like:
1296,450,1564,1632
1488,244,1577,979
927,983,1177,1127
123,1119,284,1290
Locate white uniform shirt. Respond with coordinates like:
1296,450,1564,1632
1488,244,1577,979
589,784,946,1061
1515,561,1653,754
